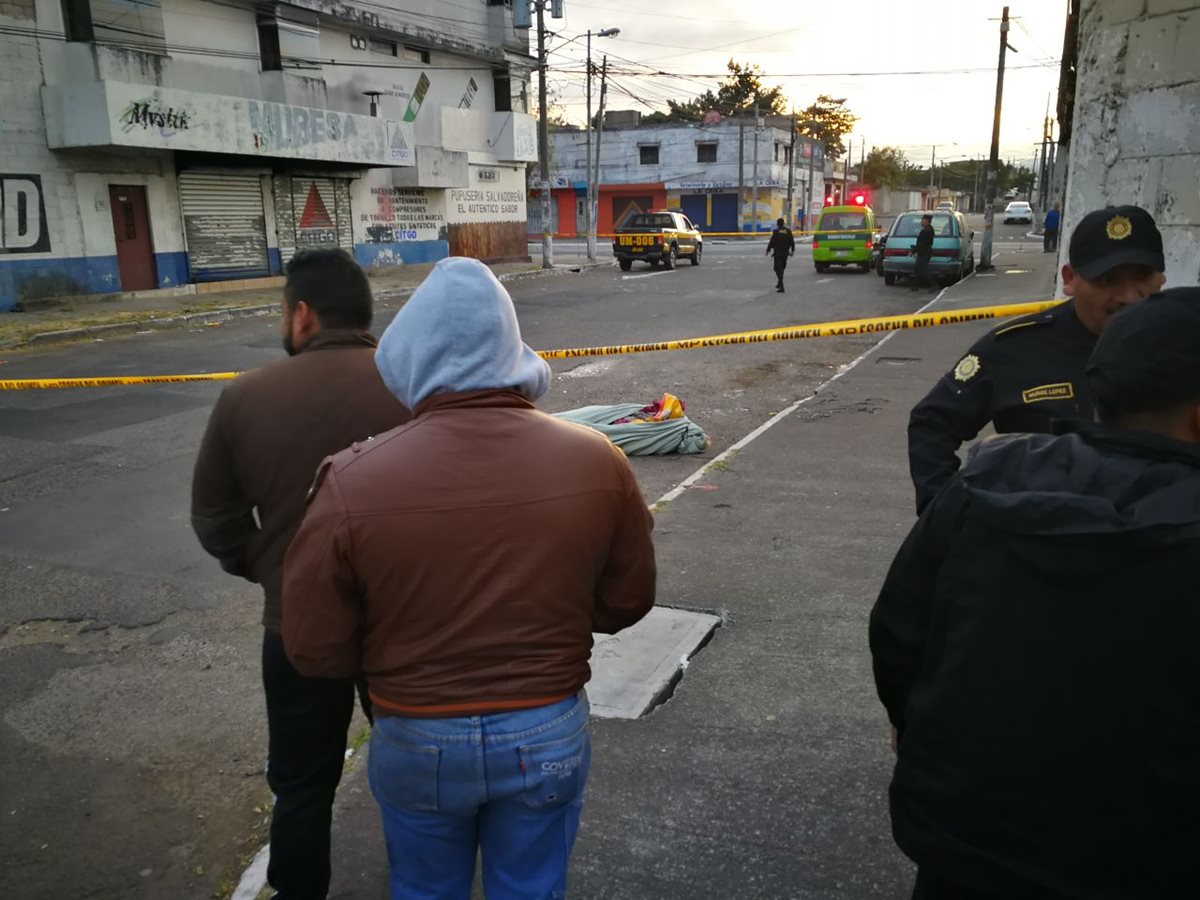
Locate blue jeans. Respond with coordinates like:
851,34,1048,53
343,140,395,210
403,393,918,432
368,692,591,900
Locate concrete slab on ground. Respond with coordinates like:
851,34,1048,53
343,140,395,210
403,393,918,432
587,607,722,719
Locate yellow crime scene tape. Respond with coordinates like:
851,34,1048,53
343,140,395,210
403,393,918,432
0,300,1064,391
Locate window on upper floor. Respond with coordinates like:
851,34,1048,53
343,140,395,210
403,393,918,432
775,142,784,162
369,38,397,56
258,7,320,72
640,145,660,165
493,72,512,112
402,45,431,63
697,142,717,163
62,0,166,49
60,0,94,41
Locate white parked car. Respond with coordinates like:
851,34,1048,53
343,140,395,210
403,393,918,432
1003,201,1033,224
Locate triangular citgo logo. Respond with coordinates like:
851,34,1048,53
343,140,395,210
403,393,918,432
298,182,334,229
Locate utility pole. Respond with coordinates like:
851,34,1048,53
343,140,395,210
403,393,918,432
806,136,815,228
738,118,745,233
979,5,1013,271
584,32,593,261
928,145,936,206
536,1,552,268
591,56,608,240
973,157,981,213
785,110,797,225
582,27,618,261
751,102,760,232
844,137,851,203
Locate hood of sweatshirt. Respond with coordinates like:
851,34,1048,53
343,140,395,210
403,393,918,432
374,257,551,410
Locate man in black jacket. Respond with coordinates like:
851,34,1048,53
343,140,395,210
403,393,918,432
910,214,935,292
766,216,795,292
871,286,1200,899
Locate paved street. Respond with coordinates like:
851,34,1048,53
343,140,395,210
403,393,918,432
0,229,1054,899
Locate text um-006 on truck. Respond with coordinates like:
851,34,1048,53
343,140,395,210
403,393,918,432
612,211,702,272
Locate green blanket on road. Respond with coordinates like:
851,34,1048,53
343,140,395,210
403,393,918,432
553,403,710,455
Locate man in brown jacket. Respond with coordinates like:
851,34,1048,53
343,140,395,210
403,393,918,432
282,256,656,899
191,249,409,900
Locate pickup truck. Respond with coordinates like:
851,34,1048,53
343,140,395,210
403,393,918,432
612,211,703,271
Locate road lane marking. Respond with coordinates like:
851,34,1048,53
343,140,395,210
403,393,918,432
621,271,673,280
650,281,962,509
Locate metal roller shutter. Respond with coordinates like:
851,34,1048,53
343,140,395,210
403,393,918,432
178,173,270,281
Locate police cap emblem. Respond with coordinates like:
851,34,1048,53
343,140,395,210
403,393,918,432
1105,215,1133,241
953,354,981,382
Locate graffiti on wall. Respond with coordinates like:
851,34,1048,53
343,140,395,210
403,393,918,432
120,98,192,135
363,187,445,243
0,175,51,254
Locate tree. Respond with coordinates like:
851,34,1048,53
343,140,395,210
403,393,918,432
861,147,912,190
796,95,857,159
642,60,787,123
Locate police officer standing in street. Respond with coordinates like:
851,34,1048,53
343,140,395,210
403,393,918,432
766,216,795,293
911,214,936,293
908,204,1167,513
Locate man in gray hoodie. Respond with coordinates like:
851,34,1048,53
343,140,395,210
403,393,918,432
871,287,1200,899
282,257,656,899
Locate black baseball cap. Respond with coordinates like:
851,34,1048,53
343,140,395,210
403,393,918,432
1087,287,1200,414
1069,204,1165,280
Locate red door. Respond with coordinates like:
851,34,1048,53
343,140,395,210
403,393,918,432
109,185,157,291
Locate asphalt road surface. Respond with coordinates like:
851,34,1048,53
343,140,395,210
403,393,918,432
0,227,1039,899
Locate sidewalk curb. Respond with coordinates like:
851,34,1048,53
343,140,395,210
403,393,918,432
5,262,611,352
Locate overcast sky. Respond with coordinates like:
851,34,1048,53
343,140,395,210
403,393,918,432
542,0,1070,168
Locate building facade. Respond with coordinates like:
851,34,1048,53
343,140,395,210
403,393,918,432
542,114,825,236
1060,0,1200,286
0,0,536,309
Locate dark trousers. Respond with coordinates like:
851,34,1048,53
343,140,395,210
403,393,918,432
773,255,788,287
912,255,932,290
262,631,370,900
1043,228,1059,252
912,868,1072,900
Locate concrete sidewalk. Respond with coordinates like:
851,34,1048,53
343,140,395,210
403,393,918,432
0,260,604,352
295,248,1059,900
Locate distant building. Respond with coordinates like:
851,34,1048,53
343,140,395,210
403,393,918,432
0,0,536,309
541,112,825,236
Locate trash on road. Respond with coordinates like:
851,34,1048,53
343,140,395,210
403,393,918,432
554,392,710,455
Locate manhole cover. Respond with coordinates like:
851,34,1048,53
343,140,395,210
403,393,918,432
587,607,721,719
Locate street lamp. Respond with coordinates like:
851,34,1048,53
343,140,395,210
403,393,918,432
533,24,619,267
585,28,619,261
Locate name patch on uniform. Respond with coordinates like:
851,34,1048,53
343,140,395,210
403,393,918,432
1022,382,1075,404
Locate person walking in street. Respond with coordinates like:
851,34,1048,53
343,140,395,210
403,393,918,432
1043,202,1061,253
907,204,1166,513
766,216,795,292
872,286,1200,900
281,257,657,900
910,214,936,293
191,249,410,900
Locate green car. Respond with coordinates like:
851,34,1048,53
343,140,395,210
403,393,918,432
812,205,878,273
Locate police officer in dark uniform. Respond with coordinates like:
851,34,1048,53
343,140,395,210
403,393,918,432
907,204,1166,512
911,214,936,292
766,217,795,292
